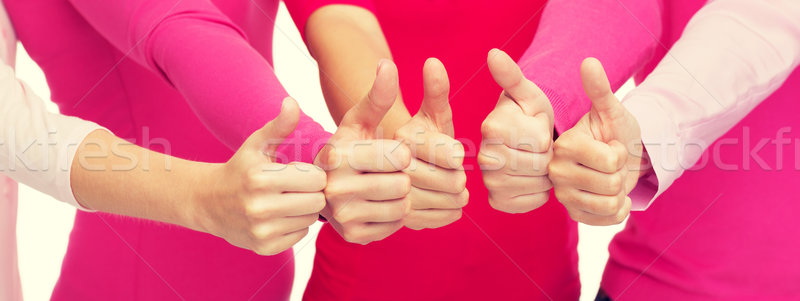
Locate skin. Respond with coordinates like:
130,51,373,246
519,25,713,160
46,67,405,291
314,60,412,244
72,98,326,255
305,5,411,136
72,86,414,254
395,58,468,230
306,6,468,231
479,49,555,214
548,58,646,226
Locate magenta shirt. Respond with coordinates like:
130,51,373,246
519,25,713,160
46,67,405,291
3,0,329,299
602,1,800,299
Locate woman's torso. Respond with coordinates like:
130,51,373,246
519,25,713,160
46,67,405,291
305,1,581,300
604,2,800,299
4,0,295,300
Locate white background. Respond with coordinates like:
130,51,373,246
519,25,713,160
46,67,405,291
14,4,631,301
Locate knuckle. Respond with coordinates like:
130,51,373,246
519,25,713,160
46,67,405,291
447,209,463,223
325,148,342,169
243,169,265,192
451,172,467,193
392,143,412,170
590,199,616,216
257,226,278,241
566,208,582,223
309,193,327,213
488,195,512,212
396,174,413,196
324,182,352,202
455,189,470,207
606,154,620,172
534,136,552,153
301,164,328,190
482,174,500,190
547,164,565,184
553,187,572,204
607,173,624,193
481,118,504,138
552,138,567,154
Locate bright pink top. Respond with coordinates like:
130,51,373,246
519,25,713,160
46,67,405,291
4,0,329,299
602,1,800,299
285,1,666,300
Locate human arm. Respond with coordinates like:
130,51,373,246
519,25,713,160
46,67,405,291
548,0,800,226
286,1,468,230
67,0,329,163
480,0,664,214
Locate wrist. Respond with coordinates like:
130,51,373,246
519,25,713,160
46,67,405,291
182,162,224,234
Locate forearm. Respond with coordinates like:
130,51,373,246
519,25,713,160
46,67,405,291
519,0,664,133
305,5,411,136
70,129,217,232
69,0,330,162
624,0,800,209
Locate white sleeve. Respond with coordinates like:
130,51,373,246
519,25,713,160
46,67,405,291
622,0,800,209
0,65,106,210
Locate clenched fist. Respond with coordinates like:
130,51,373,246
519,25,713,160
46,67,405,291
549,58,643,225
194,98,326,255
396,58,468,230
315,60,413,244
479,49,555,214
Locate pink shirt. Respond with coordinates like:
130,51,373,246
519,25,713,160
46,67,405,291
3,0,329,299
603,0,800,299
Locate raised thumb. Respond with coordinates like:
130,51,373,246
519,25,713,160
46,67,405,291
581,57,622,122
247,97,300,159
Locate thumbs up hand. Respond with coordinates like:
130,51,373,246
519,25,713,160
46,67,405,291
479,49,555,214
195,97,327,256
395,58,468,230
315,60,412,244
549,58,643,226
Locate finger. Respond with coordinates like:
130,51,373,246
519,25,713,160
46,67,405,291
339,59,399,135
565,197,631,226
243,97,300,159
335,139,411,172
581,57,623,124
478,143,550,176
406,158,466,194
483,170,552,198
252,227,309,256
249,162,327,193
395,127,465,169
341,220,404,245
254,214,318,237
556,187,627,217
481,101,552,153
404,208,463,230
488,191,550,214
326,172,411,201
331,198,409,224
408,187,469,210
419,57,454,134
553,132,625,173
487,48,553,118
548,159,624,196
247,192,326,218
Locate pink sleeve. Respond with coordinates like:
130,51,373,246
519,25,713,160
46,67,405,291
517,0,665,134
622,0,800,210
67,0,330,163
283,0,375,40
